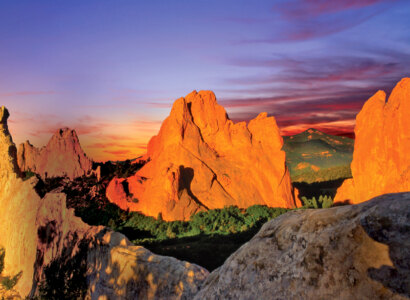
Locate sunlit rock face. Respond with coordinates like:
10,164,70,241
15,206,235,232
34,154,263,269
335,78,410,204
17,128,93,180
106,90,296,221
0,106,38,296
195,193,410,299
0,106,208,299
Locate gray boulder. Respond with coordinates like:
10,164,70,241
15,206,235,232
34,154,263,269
195,193,410,299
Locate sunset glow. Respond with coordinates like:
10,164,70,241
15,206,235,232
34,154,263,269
1,0,409,161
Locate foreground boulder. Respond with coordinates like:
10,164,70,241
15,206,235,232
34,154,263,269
0,106,208,299
107,90,296,220
17,127,93,180
335,78,410,204
195,193,410,299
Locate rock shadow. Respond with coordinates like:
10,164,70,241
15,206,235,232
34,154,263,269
293,178,346,200
361,196,410,297
178,166,209,210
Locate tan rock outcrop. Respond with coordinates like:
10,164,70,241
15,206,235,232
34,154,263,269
17,128,93,180
335,78,410,204
107,91,296,221
195,192,410,299
0,106,208,299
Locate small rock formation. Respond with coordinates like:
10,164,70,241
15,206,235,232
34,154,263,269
335,78,410,204
107,91,296,220
195,193,410,299
17,128,93,180
0,106,208,299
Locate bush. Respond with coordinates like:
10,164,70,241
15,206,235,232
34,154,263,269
1,272,22,290
300,195,333,208
292,165,352,183
23,169,36,181
0,247,22,291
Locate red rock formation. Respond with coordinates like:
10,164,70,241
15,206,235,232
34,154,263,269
107,90,296,220
0,106,208,298
17,128,93,180
335,78,410,204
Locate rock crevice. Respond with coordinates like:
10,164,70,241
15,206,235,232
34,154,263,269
107,90,296,221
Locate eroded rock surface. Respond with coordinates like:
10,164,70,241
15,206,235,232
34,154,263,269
195,193,410,300
0,106,208,299
17,128,93,180
107,90,296,220
335,78,410,204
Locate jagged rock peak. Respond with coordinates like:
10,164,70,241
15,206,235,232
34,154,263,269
0,106,209,299
106,90,296,221
0,106,20,178
17,127,93,180
335,77,410,204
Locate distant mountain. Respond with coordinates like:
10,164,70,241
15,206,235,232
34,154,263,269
17,128,93,180
282,128,353,183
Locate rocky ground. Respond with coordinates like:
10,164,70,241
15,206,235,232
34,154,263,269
195,193,410,300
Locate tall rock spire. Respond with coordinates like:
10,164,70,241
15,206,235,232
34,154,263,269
335,78,410,204
0,106,20,179
106,90,296,220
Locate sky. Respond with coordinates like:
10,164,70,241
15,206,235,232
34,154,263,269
0,0,409,161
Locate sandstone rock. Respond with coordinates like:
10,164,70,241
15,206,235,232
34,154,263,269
107,91,296,221
335,78,410,204
87,233,208,299
0,107,208,299
195,193,410,300
17,128,93,180
0,106,20,178
105,177,140,211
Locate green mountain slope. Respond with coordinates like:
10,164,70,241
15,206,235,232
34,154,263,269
282,128,354,183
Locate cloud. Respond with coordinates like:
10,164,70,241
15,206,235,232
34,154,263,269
220,51,408,134
225,56,400,87
103,149,132,156
88,142,130,149
215,16,268,25
275,0,394,19
0,91,56,97
145,102,172,108
281,119,356,138
235,0,398,43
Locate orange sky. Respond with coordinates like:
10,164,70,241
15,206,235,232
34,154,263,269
6,100,356,162
2,0,408,161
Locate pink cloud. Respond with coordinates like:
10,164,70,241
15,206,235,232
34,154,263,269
0,91,56,97
275,0,394,19
103,149,132,156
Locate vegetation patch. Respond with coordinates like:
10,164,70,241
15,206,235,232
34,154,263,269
0,248,22,292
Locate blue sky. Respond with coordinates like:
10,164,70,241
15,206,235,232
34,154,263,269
0,0,409,160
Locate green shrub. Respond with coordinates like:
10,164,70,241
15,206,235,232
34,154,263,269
23,169,36,181
1,272,22,290
300,195,333,208
0,247,22,291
